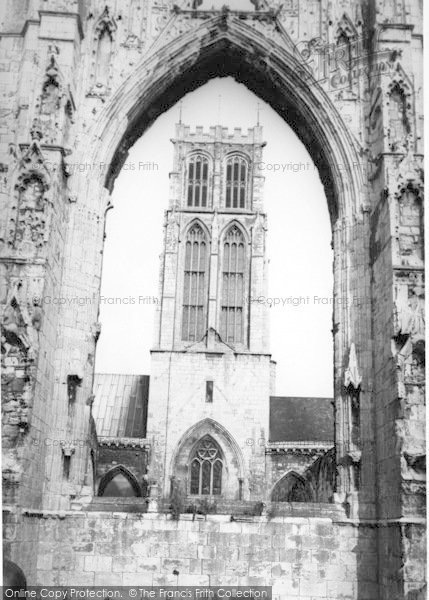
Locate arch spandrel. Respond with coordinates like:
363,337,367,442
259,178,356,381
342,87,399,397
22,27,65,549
87,12,364,223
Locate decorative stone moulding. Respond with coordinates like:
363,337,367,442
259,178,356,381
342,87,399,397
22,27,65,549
98,436,149,449
60,442,76,457
266,441,334,457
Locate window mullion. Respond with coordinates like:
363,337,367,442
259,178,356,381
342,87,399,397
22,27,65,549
195,240,201,339
189,243,195,340
226,243,231,341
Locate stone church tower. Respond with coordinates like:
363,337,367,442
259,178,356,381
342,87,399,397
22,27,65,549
147,123,274,501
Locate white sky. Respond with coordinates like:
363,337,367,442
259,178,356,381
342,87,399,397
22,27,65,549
95,77,334,397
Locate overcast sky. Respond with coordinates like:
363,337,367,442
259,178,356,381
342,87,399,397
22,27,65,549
95,77,334,397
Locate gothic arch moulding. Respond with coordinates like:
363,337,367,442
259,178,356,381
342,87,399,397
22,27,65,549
181,217,211,241
8,143,51,255
77,9,368,504
86,12,363,223
97,464,141,497
271,471,311,503
89,6,118,96
169,418,246,500
218,220,249,245
385,63,414,153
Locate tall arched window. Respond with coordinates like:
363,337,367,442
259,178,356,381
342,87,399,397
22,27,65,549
190,436,223,495
187,154,209,208
220,226,245,344
182,223,208,341
225,155,248,209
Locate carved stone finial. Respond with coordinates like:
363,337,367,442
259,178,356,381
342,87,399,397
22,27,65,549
344,343,362,391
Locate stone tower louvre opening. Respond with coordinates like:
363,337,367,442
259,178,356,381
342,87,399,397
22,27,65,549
0,0,424,597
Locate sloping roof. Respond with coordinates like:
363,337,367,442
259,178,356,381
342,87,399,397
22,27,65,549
93,374,333,444
269,396,334,443
93,374,149,438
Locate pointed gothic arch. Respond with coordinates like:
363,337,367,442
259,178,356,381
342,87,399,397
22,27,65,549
335,13,359,43
97,464,141,497
88,14,363,224
169,418,245,500
385,63,414,152
69,12,375,503
218,219,249,247
90,6,118,93
334,13,359,78
271,471,311,503
181,217,211,240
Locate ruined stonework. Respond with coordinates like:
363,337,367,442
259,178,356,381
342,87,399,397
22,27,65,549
0,1,425,598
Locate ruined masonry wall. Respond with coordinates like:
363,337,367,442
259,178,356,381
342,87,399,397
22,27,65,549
4,512,379,599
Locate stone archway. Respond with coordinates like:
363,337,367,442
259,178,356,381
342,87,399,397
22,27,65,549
1,3,424,596
271,471,310,503
70,11,368,507
2,559,27,587
97,464,142,497
88,13,363,217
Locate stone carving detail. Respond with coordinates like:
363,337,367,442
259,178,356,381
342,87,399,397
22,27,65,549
334,14,357,75
394,151,424,199
369,93,383,147
2,292,31,363
396,187,423,267
342,343,362,491
336,12,359,42
393,285,425,380
61,441,76,457
89,7,117,97
403,452,426,474
13,175,46,251
8,142,51,255
40,56,62,115
165,211,179,251
122,0,147,49
1,279,41,501
252,213,266,253
386,64,413,153
34,55,74,145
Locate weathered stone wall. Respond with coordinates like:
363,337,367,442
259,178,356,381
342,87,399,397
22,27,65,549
4,510,379,599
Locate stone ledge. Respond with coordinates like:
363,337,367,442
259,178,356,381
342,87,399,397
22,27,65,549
98,436,149,448
266,441,334,455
